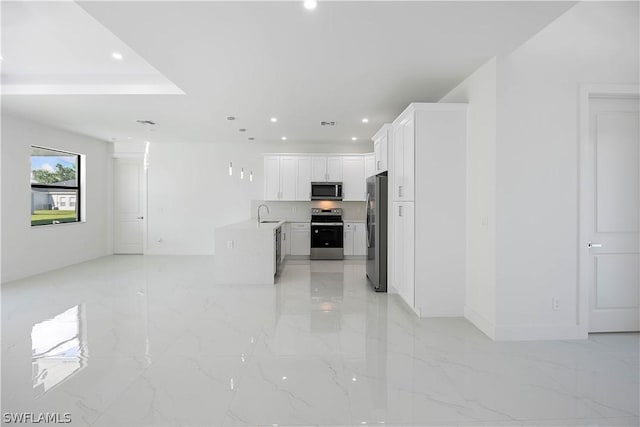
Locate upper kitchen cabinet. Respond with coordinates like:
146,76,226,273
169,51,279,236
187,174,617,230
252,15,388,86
372,124,391,174
264,155,301,201
391,115,414,201
365,153,375,178
265,154,366,201
264,156,281,200
312,156,343,182
342,156,366,201
295,157,312,201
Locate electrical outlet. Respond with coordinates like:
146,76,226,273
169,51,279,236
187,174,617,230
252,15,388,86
227,240,234,249
552,298,560,311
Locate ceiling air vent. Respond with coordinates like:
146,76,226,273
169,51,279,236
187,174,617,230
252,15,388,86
136,120,157,126
320,121,336,126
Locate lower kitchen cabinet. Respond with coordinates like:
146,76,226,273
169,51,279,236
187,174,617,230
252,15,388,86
344,222,366,256
281,223,291,261
290,222,310,256
391,202,415,309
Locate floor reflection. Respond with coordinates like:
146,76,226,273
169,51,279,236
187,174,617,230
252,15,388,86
310,271,344,332
31,304,87,396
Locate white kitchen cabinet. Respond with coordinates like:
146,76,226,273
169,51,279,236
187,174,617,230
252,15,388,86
279,156,297,201
290,222,310,256
391,116,414,201
344,222,366,256
392,202,415,308
342,156,365,201
264,156,311,201
344,226,354,256
264,156,296,201
354,223,367,256
373,124,391,174
365,153,375,178
282,222,291,260
312,156,343,182
264,156,281,201
311,157,327,182
265,154,365,200
327,157,343,181
296,157,312,201
388,103,467,317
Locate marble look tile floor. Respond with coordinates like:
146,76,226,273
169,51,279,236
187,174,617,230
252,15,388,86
1,255,638,427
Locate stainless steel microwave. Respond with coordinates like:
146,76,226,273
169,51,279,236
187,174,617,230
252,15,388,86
311,182,343,200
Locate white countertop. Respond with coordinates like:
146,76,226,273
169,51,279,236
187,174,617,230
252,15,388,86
218,219,286,232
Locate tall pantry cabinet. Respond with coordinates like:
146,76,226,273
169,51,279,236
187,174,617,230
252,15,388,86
388,103,467,317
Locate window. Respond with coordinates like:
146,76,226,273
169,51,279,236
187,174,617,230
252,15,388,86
31,146,81,226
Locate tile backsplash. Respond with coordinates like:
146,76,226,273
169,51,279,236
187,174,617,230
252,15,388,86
250,200,366,221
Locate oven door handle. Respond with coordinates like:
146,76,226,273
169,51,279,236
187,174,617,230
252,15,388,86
311,222,343,226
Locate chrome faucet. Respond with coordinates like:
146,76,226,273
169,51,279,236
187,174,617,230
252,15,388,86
257,204,270,223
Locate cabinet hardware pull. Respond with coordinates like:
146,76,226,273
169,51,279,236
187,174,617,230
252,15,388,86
587,241,603,248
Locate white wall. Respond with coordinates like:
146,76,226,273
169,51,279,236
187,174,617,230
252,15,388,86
493,0,639,340
146,141,371,255
1,115,111,283
440,1,638,340
439,58,497,335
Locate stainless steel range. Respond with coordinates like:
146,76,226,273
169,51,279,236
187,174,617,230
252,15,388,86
310,208,344,260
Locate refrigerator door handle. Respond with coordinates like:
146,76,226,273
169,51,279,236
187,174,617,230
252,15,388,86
365,192,371,248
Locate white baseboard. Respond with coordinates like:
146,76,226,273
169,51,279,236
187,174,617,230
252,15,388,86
464,305,496,339
463,306,588,341
494,323,587,341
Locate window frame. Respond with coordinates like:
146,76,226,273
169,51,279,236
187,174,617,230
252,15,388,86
30,146,82,227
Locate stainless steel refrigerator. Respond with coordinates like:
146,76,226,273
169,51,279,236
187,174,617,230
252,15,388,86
366,173,387,292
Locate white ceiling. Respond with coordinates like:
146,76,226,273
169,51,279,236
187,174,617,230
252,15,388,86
1,1,576,145
1,1,183,95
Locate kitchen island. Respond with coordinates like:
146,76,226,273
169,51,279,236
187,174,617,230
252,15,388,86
214,219,285,285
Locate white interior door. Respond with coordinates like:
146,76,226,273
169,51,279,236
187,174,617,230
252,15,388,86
583,95,639,332
114,158,146,254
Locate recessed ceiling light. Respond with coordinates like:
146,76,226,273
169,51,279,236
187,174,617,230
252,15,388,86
239,128,246,132
351,137,357,141
111,51,123,60
227,116,236,121
362,118,369,123
281,136,287,141
248,137,255,141
303,0,317,10
270,117,278,123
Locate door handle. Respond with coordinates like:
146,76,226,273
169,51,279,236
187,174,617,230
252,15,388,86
587,241,603,248
137,216,144,220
